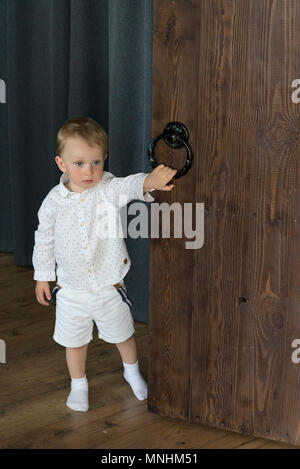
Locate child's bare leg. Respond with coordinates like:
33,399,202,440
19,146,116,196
65,344,89,412
66,344,88,378
115,335,137,364
116,335,147,400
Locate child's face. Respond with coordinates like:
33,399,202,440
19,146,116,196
55,136,107,192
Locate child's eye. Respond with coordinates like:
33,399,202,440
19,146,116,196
74,160,101,167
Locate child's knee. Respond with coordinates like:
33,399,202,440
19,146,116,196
66,343,88,352
116,334,135,346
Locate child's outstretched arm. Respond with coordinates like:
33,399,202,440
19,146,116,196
143,164,177,193
99,164,177,208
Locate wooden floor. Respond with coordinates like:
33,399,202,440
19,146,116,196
0,252,298,449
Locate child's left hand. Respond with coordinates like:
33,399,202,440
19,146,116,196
144,164,177,193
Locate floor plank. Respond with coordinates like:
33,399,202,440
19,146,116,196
0,252,298,449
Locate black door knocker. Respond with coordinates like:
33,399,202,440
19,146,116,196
147,121,193,178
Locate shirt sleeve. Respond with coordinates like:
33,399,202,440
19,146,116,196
100,172,155,207
32,194,57,281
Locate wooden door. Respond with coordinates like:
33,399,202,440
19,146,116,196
148,0,300,445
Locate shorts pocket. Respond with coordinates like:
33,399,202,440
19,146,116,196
113,283,133,309
51,284,63,306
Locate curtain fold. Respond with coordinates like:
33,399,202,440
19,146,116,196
0,0,12,251
108,1,153,324
0,0,153,323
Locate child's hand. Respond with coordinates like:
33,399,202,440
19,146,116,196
35,280,52,306
144,164,177,193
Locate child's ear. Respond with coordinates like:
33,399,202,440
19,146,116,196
55,155,66,172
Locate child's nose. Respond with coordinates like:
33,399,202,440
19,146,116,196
85,164,93,173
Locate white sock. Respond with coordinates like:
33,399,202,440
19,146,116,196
66,375,89,412
123,360,148,401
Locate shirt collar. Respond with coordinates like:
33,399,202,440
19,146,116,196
58,172,95,198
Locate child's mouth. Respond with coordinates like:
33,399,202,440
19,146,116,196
83,180,93,183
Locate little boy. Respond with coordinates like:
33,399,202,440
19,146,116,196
32,117,176,412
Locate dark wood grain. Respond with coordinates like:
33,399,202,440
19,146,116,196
149,0,300,445
148,0,200,422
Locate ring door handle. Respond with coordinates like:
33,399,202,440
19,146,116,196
147,121,193,178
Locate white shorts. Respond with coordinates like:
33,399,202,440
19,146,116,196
52,280,135,347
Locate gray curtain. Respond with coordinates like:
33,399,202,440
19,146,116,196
0,0,12,251
0,0,153,323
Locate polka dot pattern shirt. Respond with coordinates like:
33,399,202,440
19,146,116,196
32,171,155,292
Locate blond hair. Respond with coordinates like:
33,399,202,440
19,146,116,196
56,117,108,157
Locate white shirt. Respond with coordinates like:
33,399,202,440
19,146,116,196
32,171,155,291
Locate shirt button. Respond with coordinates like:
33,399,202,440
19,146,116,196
84,245,88,249
80,197,84,202
80,222,84,226
88,269,92,273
